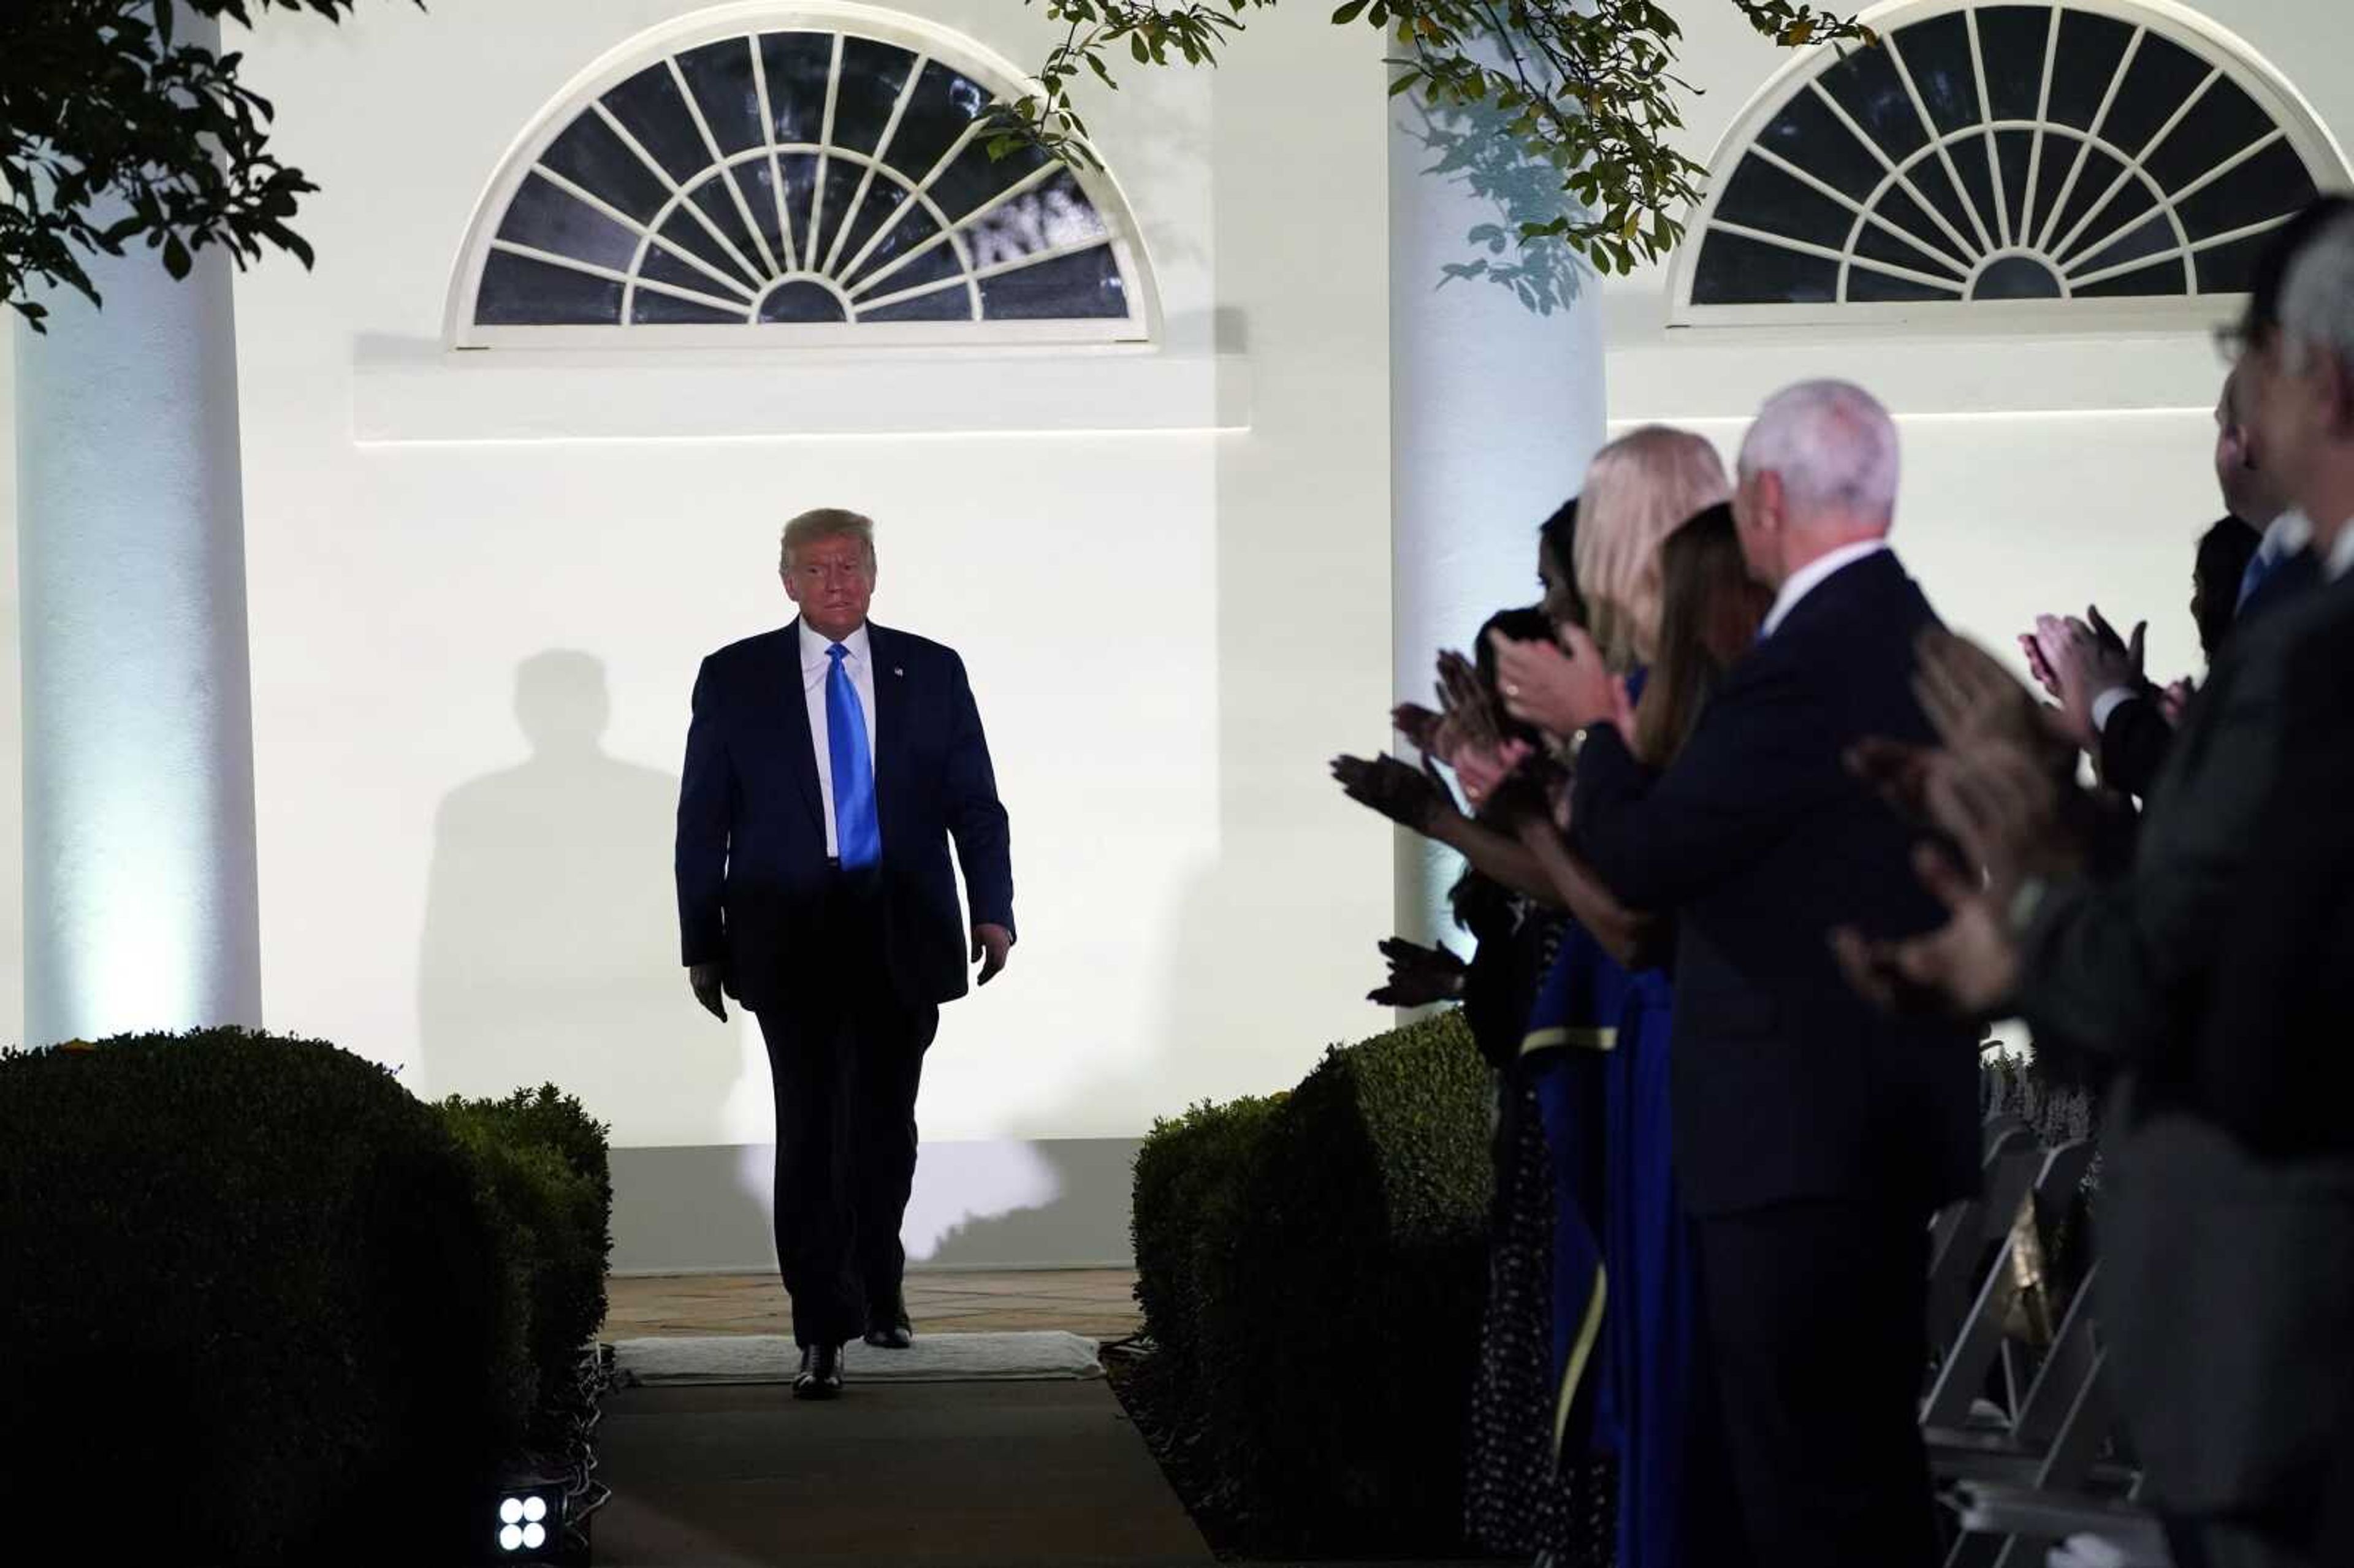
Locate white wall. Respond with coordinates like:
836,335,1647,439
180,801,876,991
185,0,1396,1163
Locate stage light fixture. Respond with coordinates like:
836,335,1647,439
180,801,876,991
490,1479,576,1562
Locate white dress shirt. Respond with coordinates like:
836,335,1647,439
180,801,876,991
1757,538,1890,642
799,620,879,859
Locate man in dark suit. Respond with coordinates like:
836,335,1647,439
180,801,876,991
1534,382,1979,1564
675,507,1015,1400
1840,204,2354,1568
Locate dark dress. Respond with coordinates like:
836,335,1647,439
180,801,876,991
1523,921,1695,1568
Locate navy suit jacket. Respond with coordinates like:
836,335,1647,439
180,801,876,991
1571,550,1980,1219
674,620,1014,1012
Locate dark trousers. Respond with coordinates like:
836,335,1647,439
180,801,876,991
1682,1198,1941,1568
752,878,939,1348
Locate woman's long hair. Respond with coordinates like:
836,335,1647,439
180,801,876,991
1574,427,1731,670
1633,503,1771,766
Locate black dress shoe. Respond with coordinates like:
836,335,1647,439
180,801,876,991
863,1294,913,1350
863,1323,912,1350
793,1343,844,1400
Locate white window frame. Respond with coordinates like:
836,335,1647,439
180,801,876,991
1666,0,2353,329
443,1,1160,349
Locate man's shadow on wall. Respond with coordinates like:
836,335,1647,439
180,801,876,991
417,651,742,1136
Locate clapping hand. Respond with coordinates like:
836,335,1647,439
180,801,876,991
1392,702,1447,759
1436,650,1509,755
1368,936,1469,1008
1491,623,1625,739
1331,752,1454,835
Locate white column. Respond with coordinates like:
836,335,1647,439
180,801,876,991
1388,65,1609,947
15,17,264,1046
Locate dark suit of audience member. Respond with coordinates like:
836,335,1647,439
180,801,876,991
676,615,1013,1352
2014,557,2354,1567
1572,546,1979,1566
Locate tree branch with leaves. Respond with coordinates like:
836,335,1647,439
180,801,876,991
986,0,1877,277
1,1,422,331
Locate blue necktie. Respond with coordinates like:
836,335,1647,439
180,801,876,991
2236,546,2277,613
826,643,881,870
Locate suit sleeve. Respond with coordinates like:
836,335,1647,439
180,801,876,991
675,657,732,967
2097,694,2174,800
1570,661,1830,912
943,653,1016,938
2016,662,2281,1064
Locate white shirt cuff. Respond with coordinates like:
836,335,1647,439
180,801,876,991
2089,687,2137,734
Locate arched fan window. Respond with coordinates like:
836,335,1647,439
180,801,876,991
1671,0,2350,322
446,3,1155,346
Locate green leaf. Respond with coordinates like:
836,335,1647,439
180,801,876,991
161,234,191,280
1331,0,1370,23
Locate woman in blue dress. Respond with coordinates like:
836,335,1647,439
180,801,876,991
1478,433,1766,1568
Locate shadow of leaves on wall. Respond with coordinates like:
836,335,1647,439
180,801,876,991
1401,94,1588,318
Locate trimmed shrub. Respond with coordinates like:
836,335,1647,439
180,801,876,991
0,1030,514,1565
1132,1011,1495,1556
436,1086,613,1424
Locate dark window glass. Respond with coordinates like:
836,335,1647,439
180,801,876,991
1973,253,2065,299
1870,183,1968,267
2144,77,2277,196
2073,256,2190,297
735,155,790,264
2060,174,2160,265
1949,133,2006,242
1891,15,1981,135
2098,35,2212,157
1755,89,1887,202
2046,145,2133,250
640,230,749,303
602,64,709,186
2025,128,2090,243
631,289,745,325
1818,52,1930,164
1713,153,1857,250
677,38,765,156
1856,213,1964,280
758,31,834,146
1997,128,2037,238
980,245,1127,320
1978,6,2055,124
844,202,941,291
2046,9,2134,130
540,113,669,224
655,207,758,292
931,138,1045,224
777,152,823,261
1691,228,1838,304
2073,210,2177,278
2174,137,2318,238
801,156,870,268
757,280,848,322
1848,265,1957,302
829,39,917,157
478,250,622,325
884,61,992,183
687,176,769,276
497,172,640,272
831,179,914,275
859,283,973,322
1903,155,1983,251
2194,228,2279,294
856,232,966,302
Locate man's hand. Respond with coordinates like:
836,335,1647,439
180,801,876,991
1831,842,2019,1019
688,962,728,1022
1369,936,1468,1008
2158,677,2195,726
972,923,1013,986
1925,737,2079,907
2030,611,2143,745
1491,625,1615,739
1916,630,2048,756
1331,752,1455,835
